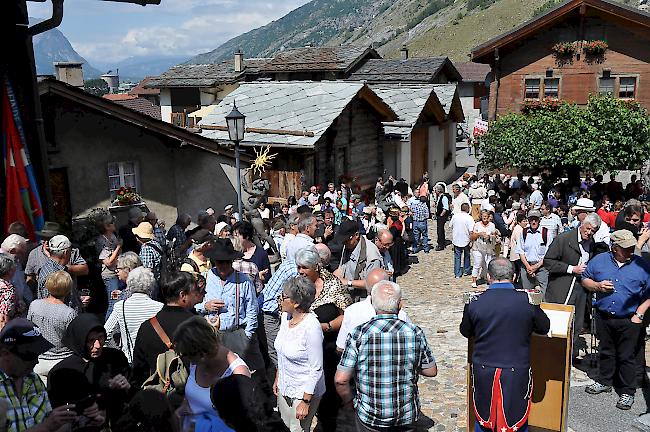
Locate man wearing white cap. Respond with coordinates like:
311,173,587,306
224,204,240,223
572,198,610,245
36,235,88,311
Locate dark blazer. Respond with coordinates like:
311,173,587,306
460,286,550,369
543,228,608,303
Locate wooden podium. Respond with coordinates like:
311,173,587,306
466,303,574,432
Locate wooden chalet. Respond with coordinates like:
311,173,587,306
471,0,650,119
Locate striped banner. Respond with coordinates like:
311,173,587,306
2,76,44,239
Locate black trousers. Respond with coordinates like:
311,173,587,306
596,312,643,395
436,215,447,248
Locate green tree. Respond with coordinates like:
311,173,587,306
84,78,109,97
478,95,650,178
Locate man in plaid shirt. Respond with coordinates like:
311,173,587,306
335,281,437,431
409,193,431,254
0,318,104,431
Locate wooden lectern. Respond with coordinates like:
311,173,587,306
466,303,574,432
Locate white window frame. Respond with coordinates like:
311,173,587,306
543,78,560,98
107,161,140,198
597,74,639,99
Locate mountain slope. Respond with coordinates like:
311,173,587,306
94,55,191,81
30,18,102,78
188,0,639,66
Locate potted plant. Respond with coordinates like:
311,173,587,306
522,97,562,114
582,40,608,55
112,187,142,206
552,42,576,57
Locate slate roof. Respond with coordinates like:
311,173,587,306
129,77,160,95
371,84,459,137
145,58,271,88
348,57,462,83
454,62,491,83
260,46,379,73
102,95,162,120
199,81,395,148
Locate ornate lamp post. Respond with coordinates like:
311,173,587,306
225,100,245,219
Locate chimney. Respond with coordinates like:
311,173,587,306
400,45,409,61
54,62,85,89
234,49,244,73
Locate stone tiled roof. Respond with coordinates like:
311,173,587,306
260,46,378,73
199,81,394,148
129,77,160,95
371,84,458,137
145,58,271,88
454,62,491,83
103,94,161,120
348,57,462,83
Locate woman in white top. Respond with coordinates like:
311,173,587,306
104,267,163,363
274,276,325,432
173,316,250,430
471,210,498,288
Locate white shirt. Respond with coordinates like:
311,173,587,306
480,199,494,212
594,221,611,245
539,213,563,244
529,190,544,209
104,293,164,363
452,192,470,215
258,208,270,219
392,193,406,209
336,297,411,350
323,191,337,202
280,233,296,260
450,212,476,247
284,233,314,262
274,312,325,399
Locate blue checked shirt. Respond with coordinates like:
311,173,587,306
197,269,258,338
259,259,298,314
409,200,430,222
139,240,162,280
338,314,436,427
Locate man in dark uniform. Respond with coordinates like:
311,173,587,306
461,258,550,432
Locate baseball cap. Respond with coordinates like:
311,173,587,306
527,210,542,219
610,229,637,248
224,205,234,211
0,318,53,361
48,235,71,252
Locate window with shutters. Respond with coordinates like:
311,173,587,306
107,161,139,198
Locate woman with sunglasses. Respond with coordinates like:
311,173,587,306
94,213,123,320
173,316,250,431
274,276,325,432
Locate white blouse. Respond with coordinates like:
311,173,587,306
274,312,325,399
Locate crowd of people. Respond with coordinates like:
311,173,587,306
2,170,650,431
0,175,446,432
449,172,650,414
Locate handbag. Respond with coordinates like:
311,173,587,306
122,299,134,362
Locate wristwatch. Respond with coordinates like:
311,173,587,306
635,312,645,320
347,280,353,288
301,398,311,404
326,321,333,332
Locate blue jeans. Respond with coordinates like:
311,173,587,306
103,277,120,321
412,221,429,252
454,245,471,277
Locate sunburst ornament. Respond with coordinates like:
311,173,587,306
250,145,278,176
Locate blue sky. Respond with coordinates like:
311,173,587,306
27,0,310,64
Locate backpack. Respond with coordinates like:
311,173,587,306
522,227,548,245
149,242,178,283
142,317,188,400
181,257,207,291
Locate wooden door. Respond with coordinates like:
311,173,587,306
48,168,72,230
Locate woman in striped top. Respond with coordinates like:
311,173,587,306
104,267,163,363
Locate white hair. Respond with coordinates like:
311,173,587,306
126,267,156,296
295,247,320,270
371,280,402,314
582,212,602,229
1,234,26,254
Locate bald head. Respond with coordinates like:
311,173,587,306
314,243,331,266
365,268,390,292
374,229,394,253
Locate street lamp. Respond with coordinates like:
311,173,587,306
225,100,245,219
